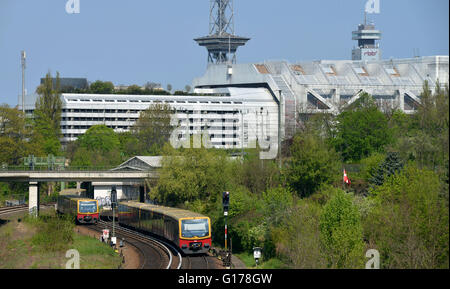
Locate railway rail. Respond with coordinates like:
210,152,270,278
182,255,211,269
0,205,218,269
94,219,183,269
97,216,219,269
0,204,54,217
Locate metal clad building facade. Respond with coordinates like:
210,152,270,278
193,56,449,140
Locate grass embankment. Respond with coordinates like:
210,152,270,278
213,243,288,269
233,252,288,269
0,211,122,269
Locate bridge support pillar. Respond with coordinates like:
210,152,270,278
29,182,39,217
139,186,145,203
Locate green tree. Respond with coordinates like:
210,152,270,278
233,149,280,195
414,81,449,170
131,103,173,155
388,81,449,175
89,80,114,94
261,186,294,226
284,133,340,198
77,125,120,152
332,93,393,162
126,85,143,95
0,105,33,165
117,132,140,158
359,152,386,182
369,152,404,187
319,190,366,268
71,125,121,168
153,145,233,208
33,71,63,155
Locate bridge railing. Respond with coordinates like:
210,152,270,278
0,166,121,172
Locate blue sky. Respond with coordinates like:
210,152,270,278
0,0,448,106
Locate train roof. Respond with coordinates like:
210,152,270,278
60,189,86,195
59,195,97,202
119,201,208,221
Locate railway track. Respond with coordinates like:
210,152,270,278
182,255,211,269
93,219,183,269
0,204,54,217
0,204,215,269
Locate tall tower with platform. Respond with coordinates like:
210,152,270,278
195,0,250,64
352,1,382,62
352,21,382,61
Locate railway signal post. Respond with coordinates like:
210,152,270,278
222,191,229,249
222,191,231,269
111,186,117,244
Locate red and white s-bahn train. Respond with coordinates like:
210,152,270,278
118,201,211,255
56,195,99,224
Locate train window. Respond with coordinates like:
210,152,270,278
79,201,97,213
181,219,209,238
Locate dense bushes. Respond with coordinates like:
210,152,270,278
364,164,449,268
319,190,365,268
27,213,74,252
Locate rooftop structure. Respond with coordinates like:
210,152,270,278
352,22,382,61
193,56,449,141
40,78,89,91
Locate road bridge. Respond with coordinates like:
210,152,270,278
0,170,159,217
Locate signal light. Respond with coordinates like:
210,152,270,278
222,191,230,215
111,186,117,208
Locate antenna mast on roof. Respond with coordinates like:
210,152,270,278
21,50,26,113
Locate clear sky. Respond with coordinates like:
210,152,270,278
0,0,448,106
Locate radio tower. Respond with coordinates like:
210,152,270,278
195,0,250,64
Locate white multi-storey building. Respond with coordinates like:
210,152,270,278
23,87,280,157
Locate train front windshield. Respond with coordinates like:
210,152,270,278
79,201,97,214
181,219,209,238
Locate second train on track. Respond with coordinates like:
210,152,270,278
118,201,211,255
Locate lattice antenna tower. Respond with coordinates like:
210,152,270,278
195,0,250,64
209,0,234,36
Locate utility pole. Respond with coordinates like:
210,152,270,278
21,51,26,113
278,90,282,170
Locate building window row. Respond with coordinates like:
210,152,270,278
62,117,139,122
66,99,239,105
